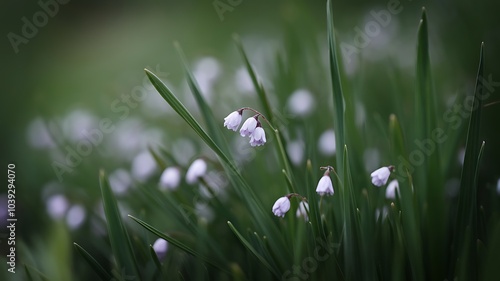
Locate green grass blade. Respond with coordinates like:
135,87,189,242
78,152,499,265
233,35,274,122
327,0,346,178
73,242,112,281
128,214,229,273
174,42,230,155
99,170,140,279
149,244,165,277
24,264,51,281
227,221,281,279
452,42,485,280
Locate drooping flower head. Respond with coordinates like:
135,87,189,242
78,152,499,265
223,110,242,131
316,166,334,196
152,238,169,261
249,126,266,147
272,196,291,218
240,115,258,137
371,165,395,187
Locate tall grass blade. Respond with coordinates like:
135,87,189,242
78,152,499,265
99,170,140,279
327,0,346,178
73,242,112,281
452,42,485,280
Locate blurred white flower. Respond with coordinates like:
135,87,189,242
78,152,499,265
186,159,207,184
62,110,97,142
296,201,309,221
159,167,181,190
249,127,266,147
287,140,304,165
240,117,258,137
223,111,242,131
193,57,221,101
66,204,86,230
287,89,315,116
318,129,336,156
497,178,500,195
108,169,132,195
316,175,334,196
385,180,399,199
153,238,169,261
26,117,56,149
131,151,157,182
234,67,254,94
371,166,393,187
272,196,290,218
46,194,69,220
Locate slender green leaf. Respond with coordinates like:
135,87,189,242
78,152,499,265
227,221,281,279
149,244,164,277
99,170,140,279
452,42,485,280
73,242,112,281
128,214,229,273
327,0,346,178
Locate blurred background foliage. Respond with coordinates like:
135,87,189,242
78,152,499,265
1,0,500,280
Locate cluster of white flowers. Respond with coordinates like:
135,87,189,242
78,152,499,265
370,165,398,199
272,166,336,219
224,109,266,147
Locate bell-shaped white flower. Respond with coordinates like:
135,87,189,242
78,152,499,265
223,111,242,131
272,196,290,218
249,127,266,147
370,166,393,186
316,175,334,196
186,159,207,184
159,167,181,190
152,238,169,261
296,201,310,221
240,117,258,137
385,179,399,199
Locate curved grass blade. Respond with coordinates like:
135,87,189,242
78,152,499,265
451,42,485,280
149,244,165,277
128,214,229,274
174,42,230,155
233,35,274,122
24,265,50,281
73,242,112,281
327,0,346,178
99,170,140,279
227,221,280,278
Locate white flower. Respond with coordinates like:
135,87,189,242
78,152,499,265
385,179,399,199
152,238,169,261
46,194,69,220
370,166,393,187
272,196,290,218
159,167,181,190
186,159,207,184
316,175,334,196
223,111,242,131
296,201,310,221
240,117,258,137
249,127,266,147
